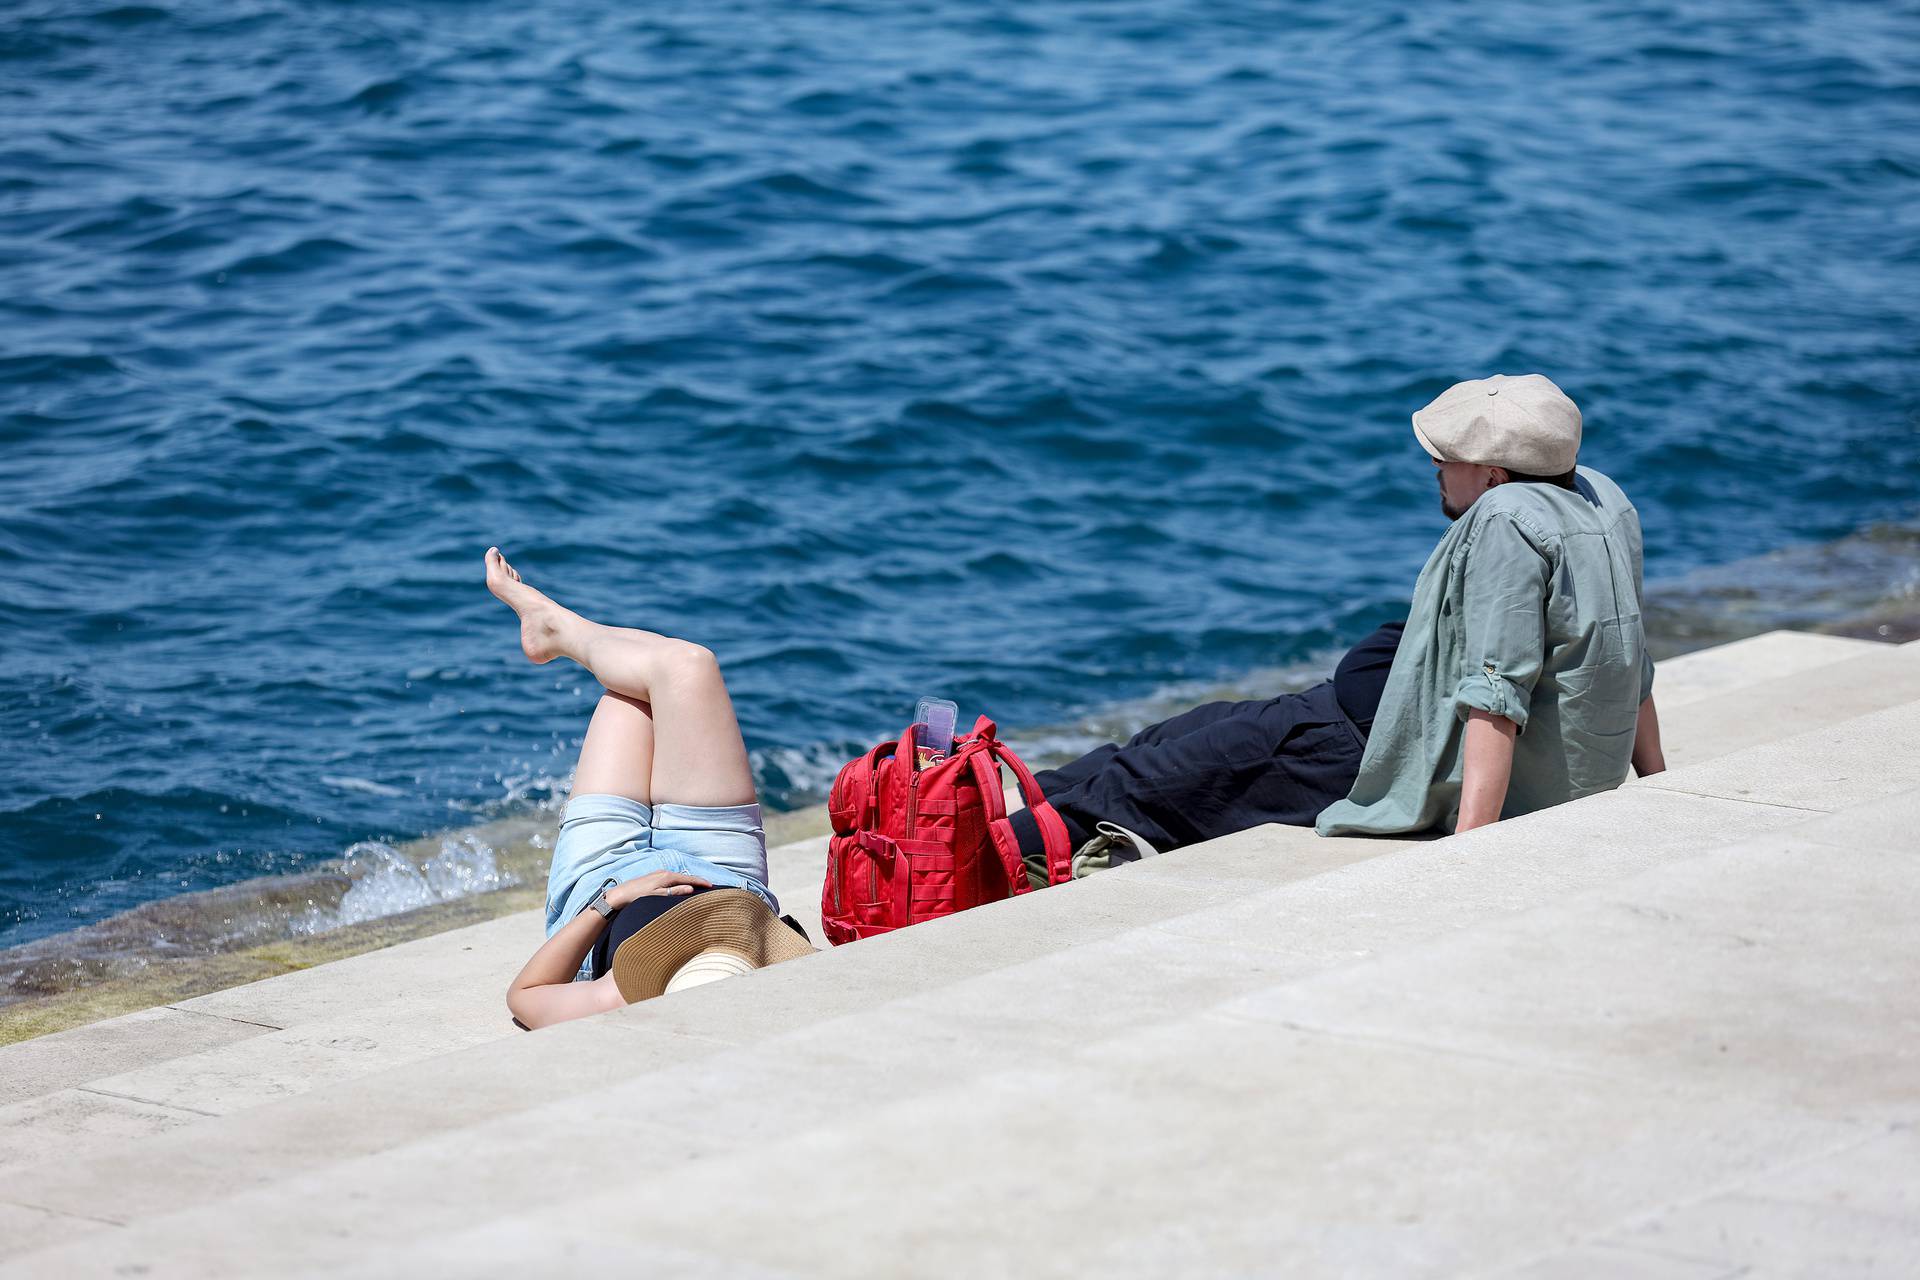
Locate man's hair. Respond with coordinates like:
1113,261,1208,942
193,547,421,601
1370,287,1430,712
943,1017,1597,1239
1500,467,1578,490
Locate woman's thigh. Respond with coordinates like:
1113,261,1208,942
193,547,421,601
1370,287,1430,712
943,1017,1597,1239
570,693,655,805
645,651,756,808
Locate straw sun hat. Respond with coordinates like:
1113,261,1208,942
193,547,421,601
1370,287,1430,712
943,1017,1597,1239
608,887,814,1003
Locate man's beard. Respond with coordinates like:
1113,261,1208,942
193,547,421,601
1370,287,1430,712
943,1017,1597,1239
1439,477,1466,521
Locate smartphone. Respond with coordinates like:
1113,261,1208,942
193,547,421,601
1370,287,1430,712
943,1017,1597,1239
912,696,958,768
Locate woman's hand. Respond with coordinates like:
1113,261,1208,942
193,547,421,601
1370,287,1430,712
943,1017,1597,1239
606,871,711,910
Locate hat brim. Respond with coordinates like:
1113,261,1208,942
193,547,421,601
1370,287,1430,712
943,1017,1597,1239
1410,411,1449,463
610,888,814,1003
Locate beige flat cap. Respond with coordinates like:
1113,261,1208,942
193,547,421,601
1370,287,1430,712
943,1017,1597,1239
1412,373,1582,475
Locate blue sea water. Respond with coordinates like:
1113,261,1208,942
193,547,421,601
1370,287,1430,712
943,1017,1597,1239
2,1,1917,951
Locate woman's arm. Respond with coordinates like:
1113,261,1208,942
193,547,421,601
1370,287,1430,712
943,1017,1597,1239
506,871,711,1030
1457,709,1518,832
507,908,621,1030
1630,695,1666,777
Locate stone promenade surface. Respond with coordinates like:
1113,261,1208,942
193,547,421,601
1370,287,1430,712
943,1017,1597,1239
0,631,1914,1277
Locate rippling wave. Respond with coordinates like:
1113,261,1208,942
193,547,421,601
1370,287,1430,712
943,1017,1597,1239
3,0,1918,953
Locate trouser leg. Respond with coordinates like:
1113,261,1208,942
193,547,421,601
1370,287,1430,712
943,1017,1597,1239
1033,698,1268,801
1022,683,1365,856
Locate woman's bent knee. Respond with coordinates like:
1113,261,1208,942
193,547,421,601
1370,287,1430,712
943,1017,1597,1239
662,640,721,685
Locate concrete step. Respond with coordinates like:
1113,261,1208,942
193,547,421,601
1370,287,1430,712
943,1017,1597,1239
9,621,1890,1143
0,1005,276,1109
0,634,1903,1211
0,833,830,1178
3,688,1912,1269
385,784,1913,1279
367,788,1920,1279
6,762,1915,1275
1652,633,1920,770
1644,630,1885,708
0,828,1403,1259
0,629,1855,1069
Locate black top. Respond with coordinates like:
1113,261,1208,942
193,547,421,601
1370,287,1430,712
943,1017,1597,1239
1332,620,1405,737
588,886,705,980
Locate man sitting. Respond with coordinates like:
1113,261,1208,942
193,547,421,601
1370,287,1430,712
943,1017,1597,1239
1010,373,1665,871
1319,373,1664,835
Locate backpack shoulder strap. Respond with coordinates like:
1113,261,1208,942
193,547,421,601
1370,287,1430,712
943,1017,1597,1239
985,738,1073,888
960,722,1073,890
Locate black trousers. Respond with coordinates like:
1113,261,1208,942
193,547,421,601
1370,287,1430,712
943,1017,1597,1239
1022,680,1367,856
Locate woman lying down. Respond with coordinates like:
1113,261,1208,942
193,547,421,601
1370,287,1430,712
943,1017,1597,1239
486,547,813,1031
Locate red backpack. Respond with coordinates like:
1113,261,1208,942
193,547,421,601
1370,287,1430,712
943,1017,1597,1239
822,716,1074,945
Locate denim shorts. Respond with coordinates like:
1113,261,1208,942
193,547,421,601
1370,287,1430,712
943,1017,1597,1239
544,793,778,949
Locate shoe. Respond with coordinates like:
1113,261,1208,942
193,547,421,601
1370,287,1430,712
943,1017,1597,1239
1070,821,1159,878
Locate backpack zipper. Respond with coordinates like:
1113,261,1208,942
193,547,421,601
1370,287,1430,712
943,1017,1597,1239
897,756,922,914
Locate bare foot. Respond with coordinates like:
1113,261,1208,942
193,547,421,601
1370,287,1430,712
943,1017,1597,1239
484,547,576,665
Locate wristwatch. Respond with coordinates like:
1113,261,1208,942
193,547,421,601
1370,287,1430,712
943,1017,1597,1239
585,883,617,920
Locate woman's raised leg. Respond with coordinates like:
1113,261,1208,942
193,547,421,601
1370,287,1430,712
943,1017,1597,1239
486,548,756,808
569,692,656,804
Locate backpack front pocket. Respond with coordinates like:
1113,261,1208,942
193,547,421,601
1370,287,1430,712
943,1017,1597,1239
893,838,956,924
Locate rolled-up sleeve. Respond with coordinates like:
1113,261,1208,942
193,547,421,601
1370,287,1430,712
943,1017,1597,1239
1451,514,1550,732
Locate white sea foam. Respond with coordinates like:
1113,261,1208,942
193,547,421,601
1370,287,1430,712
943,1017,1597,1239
319,775,407,799
292,836,519,935
498,771,569,812
446,770,571,818
753,741,860,802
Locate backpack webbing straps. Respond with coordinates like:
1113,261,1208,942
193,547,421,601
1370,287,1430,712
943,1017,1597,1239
835,740,893,832
993,740,1074,887
970,742,1073,890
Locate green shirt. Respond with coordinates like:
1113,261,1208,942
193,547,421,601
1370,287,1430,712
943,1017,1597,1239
1316,467,1653,837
